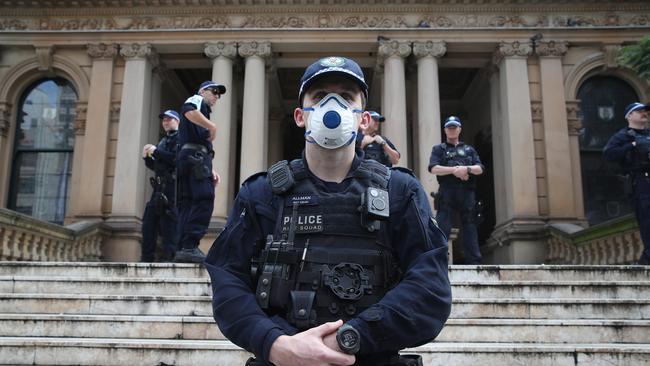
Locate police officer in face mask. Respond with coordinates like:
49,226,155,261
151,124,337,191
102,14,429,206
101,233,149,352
358,111,400,167
429,116,485,265
174,81,224,263
141,110,180,262
603,102,650,265
205,56,451,366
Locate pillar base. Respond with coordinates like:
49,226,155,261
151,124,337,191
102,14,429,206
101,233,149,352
102,216,142,262
199,217,227,254
483,217,548,264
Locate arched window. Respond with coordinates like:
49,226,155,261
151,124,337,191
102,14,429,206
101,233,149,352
577,75,638,226
8,79,77,224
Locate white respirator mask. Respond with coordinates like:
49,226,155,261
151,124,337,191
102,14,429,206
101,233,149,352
303,93,361,149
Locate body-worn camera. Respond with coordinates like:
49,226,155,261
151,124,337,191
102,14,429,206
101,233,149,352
359,187,389,231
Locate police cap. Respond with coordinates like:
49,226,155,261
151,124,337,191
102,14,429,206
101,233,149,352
298,56,368,105
624,102,650,119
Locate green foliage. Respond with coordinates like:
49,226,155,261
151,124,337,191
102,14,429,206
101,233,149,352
618,34,650,80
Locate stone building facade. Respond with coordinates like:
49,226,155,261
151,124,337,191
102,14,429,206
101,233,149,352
0,0,648,263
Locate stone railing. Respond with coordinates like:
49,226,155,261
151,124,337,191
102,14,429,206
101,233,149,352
546,214,642,265
0,208,108,261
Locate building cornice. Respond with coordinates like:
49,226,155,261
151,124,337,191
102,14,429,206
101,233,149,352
1,3,650,31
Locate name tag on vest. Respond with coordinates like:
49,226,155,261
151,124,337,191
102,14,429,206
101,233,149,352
285,194,320,206
282,213,324,234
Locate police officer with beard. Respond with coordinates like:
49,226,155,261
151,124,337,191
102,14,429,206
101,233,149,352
603,102,650,265
205,56,451,366
141,110,180,262
429,116,484,264
174,81,224,263
358,111,400,167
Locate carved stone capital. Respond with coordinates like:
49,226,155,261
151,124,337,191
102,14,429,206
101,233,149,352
119,43,154,59
536,40,569,57
238,41,271,59
87,43,118,59
0,102,10,137
412,41,446,59
204,41,237,59
493,41,532,64
34,45,54,72
602,44,622,69
378,40,411,60
566,100,582,136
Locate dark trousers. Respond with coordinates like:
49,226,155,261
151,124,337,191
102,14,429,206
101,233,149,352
436,185,482,264
141,198,179,262
177,168,214,250
245,354,422,366
633,176,650,264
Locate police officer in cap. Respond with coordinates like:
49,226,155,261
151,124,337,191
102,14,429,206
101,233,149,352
141,110,180,262
174,81,224,263
603,102,650,265
205,56,451,366
429,116,485,264
358,111,400,167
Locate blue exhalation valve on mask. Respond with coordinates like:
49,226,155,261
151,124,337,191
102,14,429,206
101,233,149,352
303,93,361,149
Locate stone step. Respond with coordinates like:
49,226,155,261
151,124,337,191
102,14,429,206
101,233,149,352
3,262,650,282
2,314,649,344
449,265,650,282
0,262,208,279
4,276,649,299
1,294,649,319
1,337,649,366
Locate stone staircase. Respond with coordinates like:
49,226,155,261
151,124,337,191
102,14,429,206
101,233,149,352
0,262,648,366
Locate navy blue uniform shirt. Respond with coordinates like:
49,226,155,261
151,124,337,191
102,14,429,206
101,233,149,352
179,94,213,151
429,142,483,188
205,152,452,364
603,127,647,171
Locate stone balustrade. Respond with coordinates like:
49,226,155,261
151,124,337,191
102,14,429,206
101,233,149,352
0,208,106,262
546,214,642,265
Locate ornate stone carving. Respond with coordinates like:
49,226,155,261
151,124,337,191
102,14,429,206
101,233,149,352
204,42,237,59
87,43,118,59
602,44,622,69
337,16,407,28
238,41,271,59
493,41,532,64
119,43,154,59
530,101,543,122
378,40,411,59
242,16,308,28
34,45,54,72
0,19,28,30
0,102,10,137
73,103,87,136
565,100,582,136
412,41,447,59
536,40,568,57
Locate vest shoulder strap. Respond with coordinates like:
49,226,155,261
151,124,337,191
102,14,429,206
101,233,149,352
351,159,391,190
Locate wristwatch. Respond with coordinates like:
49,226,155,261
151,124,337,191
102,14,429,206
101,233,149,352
466,166,472,174
336,323,361,355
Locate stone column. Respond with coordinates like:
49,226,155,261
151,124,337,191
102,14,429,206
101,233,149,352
566,100,586,221
74,43,118,219
105,43,156,261
0,102,11,207
488,67,507,224
238,41,271,184
493,41,539,220
205,41,237,220
378,40,411,168
413,41,446,206
536,41,576,220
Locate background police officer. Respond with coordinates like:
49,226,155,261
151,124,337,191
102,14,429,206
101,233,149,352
603,102,650,265
205,56,451,366
174,81,224,263
141,110,180,262
358,111,400,167
429,116,484,264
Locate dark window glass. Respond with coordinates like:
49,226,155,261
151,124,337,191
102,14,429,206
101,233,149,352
577,75,638,225
8,79,77,224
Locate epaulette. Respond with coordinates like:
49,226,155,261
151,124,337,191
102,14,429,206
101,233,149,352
242,171,267,186
390,166,416,178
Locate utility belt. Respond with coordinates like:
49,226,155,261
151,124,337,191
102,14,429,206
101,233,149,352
245,354,423,366
181,143,213,179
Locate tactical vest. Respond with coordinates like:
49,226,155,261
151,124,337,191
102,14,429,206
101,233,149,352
364,141,390,167
437,142,477,188
252,158,400,331
629,128,650,172
152,130,178,190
